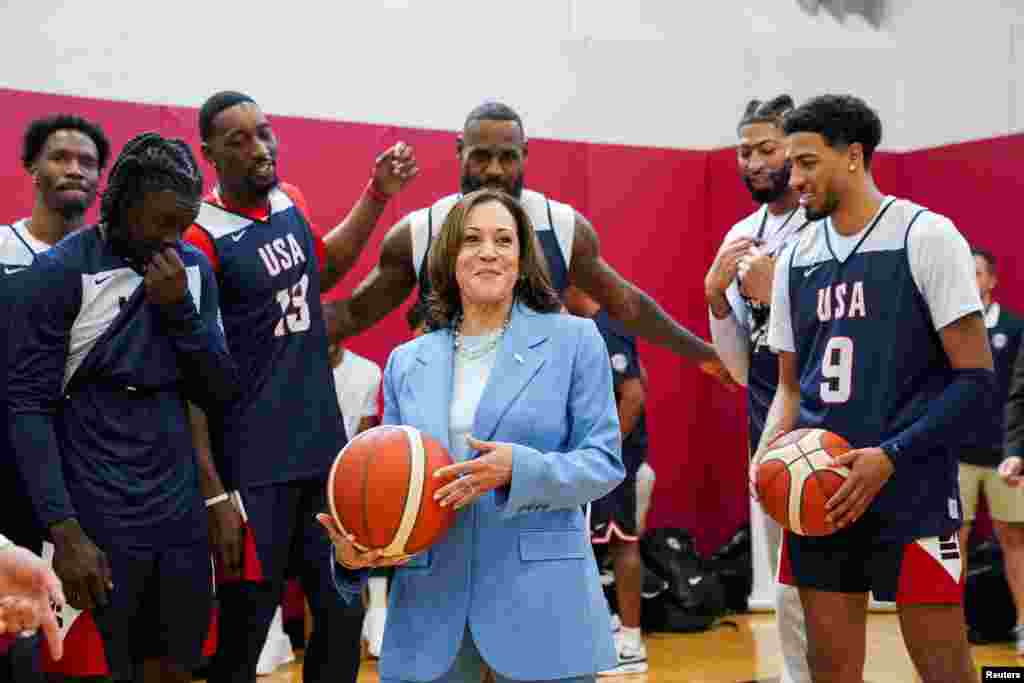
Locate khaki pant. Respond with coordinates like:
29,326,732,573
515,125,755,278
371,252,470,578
959,462,1024,523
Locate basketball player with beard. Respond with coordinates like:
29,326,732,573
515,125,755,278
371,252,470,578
322,101,733,384
704,95,811,683
1,114,110,683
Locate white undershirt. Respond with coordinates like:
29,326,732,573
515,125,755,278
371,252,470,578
449,331,501,462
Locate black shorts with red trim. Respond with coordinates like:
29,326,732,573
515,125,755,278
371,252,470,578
779,519,964,604
591,448,645,544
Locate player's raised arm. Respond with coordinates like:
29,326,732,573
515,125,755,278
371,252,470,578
323,217,419,343
319,143,418,292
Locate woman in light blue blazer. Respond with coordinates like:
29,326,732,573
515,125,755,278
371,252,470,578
320,188,624,683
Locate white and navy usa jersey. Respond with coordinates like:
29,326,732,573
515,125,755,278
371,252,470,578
7,227,236,547
410,189,576,303
715,206,810,452
768,197,983,542
190,187,344,489
0,219,51,550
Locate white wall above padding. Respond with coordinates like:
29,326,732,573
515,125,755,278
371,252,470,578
2,0,1021,150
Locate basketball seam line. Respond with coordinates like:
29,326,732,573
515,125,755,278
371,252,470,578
383,426,426,556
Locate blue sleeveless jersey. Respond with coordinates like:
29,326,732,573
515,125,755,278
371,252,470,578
193,188,345,489
783,198,966,542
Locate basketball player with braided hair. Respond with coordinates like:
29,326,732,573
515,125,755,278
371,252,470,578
8,132,238,683
704,95,812,683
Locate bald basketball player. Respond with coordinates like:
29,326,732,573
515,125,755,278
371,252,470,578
322,101,732,382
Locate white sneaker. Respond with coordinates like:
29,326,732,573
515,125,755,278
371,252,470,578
598,630,647,676
362,606,387,658
1013,624,1024,655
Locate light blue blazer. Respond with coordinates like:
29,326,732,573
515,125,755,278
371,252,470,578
376,303,624,681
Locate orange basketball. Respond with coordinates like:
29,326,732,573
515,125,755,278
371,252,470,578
327,425,456,556
753,428,852,536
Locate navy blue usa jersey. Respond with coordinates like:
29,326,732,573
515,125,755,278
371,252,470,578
189,186,345,489
768,197,983,542
7,227,236,547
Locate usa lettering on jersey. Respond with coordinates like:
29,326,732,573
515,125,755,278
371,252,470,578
816,281,867,321
257,232,307,277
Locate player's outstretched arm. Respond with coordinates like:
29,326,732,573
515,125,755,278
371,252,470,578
320,143,418,292
322,218,418,343
568,212,733,385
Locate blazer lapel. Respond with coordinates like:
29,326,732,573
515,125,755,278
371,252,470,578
413,330,455,450
471,304,548,443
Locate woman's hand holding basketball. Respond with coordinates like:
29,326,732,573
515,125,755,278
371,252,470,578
825,447,894,529
315,514,412,569
433,435,513,510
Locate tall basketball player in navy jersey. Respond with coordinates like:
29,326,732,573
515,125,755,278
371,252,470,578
0,114,110,683
705,96,810,683
760,95,989,682
8,133,238,683
321,101,733,385
183,91,417,683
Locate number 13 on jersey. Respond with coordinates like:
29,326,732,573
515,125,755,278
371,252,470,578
274,274,310,337
821,336,853,403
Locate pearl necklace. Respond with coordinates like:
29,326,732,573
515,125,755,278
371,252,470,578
453,313,511,362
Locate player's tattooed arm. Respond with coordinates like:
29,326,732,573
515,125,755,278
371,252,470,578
569,212,716,361
322,218,418,343
320,142,419,293
569,212,735,387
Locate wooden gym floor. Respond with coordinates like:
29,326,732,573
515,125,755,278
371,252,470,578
238,613,1023,683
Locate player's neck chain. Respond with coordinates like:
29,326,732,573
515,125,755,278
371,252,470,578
453,312,511,361
757,205,800,244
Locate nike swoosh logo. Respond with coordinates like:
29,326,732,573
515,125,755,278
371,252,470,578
2,265,26,275
95,275,114,285
230,230,248,242
804,264,822,278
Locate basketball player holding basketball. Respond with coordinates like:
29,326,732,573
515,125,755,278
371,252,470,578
322,101,732,384
1,114,110,683
182,91,417,683
704,96,810,683
759,94,987,682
